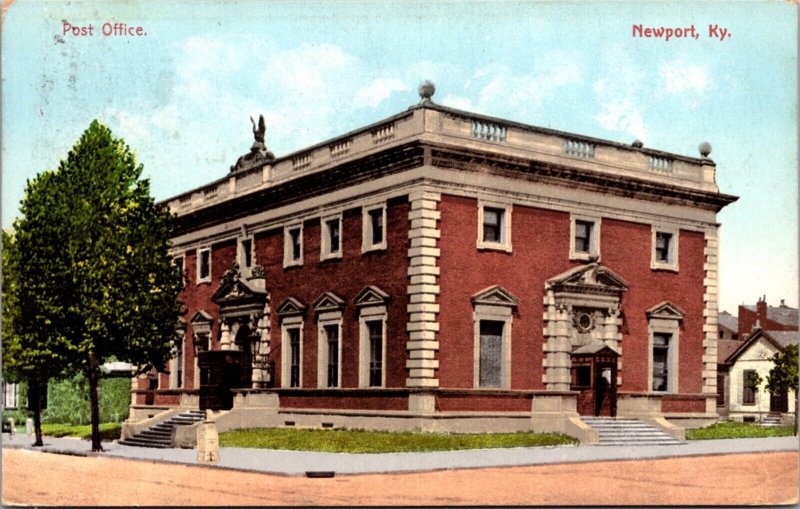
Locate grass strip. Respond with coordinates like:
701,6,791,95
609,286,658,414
686,420,796,440
40,423,122,441
219,427,578,453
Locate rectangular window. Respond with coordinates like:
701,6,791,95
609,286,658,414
288,328,301,388
324,324,339,388
367,320,383,387
290,229,301,260
369,208,384,245
574,220,593,254
716,374,725,406
479,320,504,388
3,383,18,409
284,225,303,267
174,255,185,286
197,248,211,282
482,207,504,243
240,238,253,268
652,332,670,392
362,205,387,252
743,370,756,405
655,232,672,263
176,341,184,389
322,217,341,259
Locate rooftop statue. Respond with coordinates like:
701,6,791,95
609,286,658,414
230,114,275,173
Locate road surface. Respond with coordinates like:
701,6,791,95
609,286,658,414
3,448,798,506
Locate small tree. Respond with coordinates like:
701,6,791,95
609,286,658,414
766,344,799,429
9,121,183,451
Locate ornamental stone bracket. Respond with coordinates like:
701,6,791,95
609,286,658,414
211,262,271,388
542,262,628,391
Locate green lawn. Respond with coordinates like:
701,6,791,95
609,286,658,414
218,428,578,453
686,420,796,440
40,423,122,441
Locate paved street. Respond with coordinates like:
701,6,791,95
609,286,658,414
3,447,798,505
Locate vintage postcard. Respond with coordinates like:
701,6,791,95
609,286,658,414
1,0,798,506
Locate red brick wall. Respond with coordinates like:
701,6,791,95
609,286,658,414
153,239,236,405
257,196,410,393
435,393,531,412
738,305,797,339
280,391,408,411
601,218,706,393
438,195,574,390
661,396,706,413
437,194,707,396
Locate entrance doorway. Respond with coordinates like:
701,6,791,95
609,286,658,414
770,391,788,413
570,345,618,417
198,350,252,411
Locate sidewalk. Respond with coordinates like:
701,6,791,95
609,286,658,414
2,432,798,476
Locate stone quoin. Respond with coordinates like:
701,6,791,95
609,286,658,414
124,82,737,444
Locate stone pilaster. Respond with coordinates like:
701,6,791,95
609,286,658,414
542,293,571,391
252,297,271,388
602,308,623,386
406,190,441,388
702,227,719,395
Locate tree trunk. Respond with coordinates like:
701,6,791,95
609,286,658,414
29,373,43,447
87,355,103,452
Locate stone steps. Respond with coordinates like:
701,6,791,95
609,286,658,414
761,414,783,427
118,410,206,448
582,417,684,446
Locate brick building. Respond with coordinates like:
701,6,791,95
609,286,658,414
125,84,737,442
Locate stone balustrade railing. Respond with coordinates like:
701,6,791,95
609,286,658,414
166,106,715,215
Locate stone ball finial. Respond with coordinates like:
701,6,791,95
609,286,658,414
699,141,712,158
418,80,436,104
632,139,644,148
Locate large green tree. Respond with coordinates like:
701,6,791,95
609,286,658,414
4,182,76,446
9,121,183,451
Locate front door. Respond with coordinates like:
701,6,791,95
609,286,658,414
198,350,252,411
770,392,788,413
571,346,618,417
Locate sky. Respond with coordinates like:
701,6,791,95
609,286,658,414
2,0,797,314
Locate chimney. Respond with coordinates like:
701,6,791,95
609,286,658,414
756,296,768,325
780,299,787,308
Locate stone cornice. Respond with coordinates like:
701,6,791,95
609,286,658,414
172,140,737,237
428,144,738,212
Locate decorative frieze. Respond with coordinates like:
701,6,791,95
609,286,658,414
406,190,441,388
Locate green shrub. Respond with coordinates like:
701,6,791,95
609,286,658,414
42,373,130,425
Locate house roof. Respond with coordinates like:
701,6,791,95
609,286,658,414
764,330,799,349
723,329,798,365
717,339,741,364
742,304,798,327
717,311,738,333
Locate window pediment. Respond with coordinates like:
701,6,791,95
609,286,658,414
646,301,685,321
471,285,519,307
277,297,306,317
313,292,345,313
354,286,390,308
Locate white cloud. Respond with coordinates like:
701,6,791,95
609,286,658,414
659,60,708,95
440,94,474,111
468,55,582,115
354,78,409,108
594,99,647,140
592,49,648,141
103,108,151,144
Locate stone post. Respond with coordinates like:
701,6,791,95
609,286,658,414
196,418,220,464
25,418,33,436
8,418,15,437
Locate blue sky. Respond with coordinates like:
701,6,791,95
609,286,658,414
2,0,797,313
